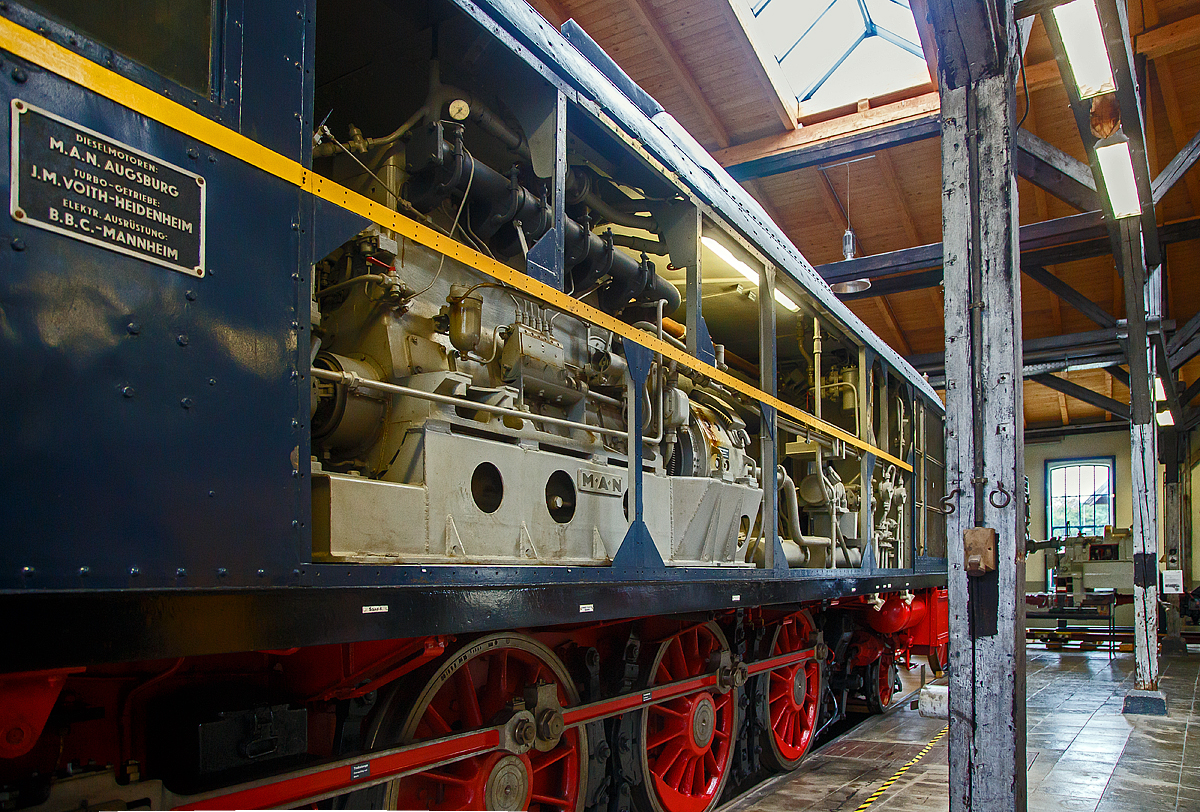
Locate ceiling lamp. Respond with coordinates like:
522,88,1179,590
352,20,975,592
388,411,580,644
831,279,872,295
1053,0,1116,98
701,236,800,312
1094,131,1142,218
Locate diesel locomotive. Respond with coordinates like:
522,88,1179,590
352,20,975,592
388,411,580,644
0,0,950,809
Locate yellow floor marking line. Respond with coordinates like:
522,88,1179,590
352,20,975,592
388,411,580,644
0,16,913,471
853,724,949,812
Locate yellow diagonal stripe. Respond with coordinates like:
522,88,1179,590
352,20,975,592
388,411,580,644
853,724,948,812
0,16,912,471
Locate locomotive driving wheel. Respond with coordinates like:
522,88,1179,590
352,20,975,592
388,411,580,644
632,622,737,812
865,650,898,714
366,633,587,811
760,613,822,772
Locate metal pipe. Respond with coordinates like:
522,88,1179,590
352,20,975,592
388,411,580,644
822,381,860,443
813,317,822,421
312,367,630,440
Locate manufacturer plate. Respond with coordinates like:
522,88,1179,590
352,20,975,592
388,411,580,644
10,100,206,277
578,468,623,496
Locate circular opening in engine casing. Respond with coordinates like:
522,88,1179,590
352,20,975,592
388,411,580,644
545,470,576,524
471,462,504,513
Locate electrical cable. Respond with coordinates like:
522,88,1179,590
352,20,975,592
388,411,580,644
1016,22,1031,130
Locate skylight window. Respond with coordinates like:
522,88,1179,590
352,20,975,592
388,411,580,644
740,0,932,116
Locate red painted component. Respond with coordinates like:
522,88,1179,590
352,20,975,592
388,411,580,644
863,594,928,634
642,625,735,812
764,614,821,765
907,588,949,669
393,644,583,812
280,636,449,702
0,668,82,759
176,728,502,810
847,631,888,669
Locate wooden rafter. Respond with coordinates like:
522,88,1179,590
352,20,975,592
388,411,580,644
621,0,731,149
1152,61,1200,216
877,151,924,244
712,93,939,169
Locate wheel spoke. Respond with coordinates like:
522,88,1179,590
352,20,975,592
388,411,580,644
681,754,699,795
422,703,453,736
454,666,483,729
647,726,682,750
531,792,571,809
668,636,688,681
531,745,572,772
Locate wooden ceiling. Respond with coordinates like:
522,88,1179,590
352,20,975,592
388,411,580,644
527,0,1200,431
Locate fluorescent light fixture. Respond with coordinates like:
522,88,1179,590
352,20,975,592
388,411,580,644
1156,408,1175,426
701,236,800,312
1053,0,1116,98
1094,132,1141,218
1154,377,1167,402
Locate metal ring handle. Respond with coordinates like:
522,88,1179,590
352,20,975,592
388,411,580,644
940,487,962,515
989,483,1012,509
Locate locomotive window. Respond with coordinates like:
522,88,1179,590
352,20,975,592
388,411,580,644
29,0,214,94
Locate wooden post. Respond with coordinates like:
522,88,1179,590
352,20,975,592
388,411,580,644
1120,220,1162,699
928,0,1026,808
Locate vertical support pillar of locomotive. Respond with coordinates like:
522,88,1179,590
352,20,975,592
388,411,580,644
859,347,875,566
928,0,1026,808
759,263,780,569
552,88,567,286
1121,219,1163,700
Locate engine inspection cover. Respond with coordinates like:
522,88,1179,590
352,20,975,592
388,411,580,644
9,99,206,277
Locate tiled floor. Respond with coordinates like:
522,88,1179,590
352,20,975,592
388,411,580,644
727,647,1200,812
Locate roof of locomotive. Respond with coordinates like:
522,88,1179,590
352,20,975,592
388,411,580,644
471,0,945,411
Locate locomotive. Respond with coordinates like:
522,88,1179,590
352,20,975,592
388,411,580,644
0,0,949,809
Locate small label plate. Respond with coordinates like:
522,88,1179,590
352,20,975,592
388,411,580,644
10,100,206,277
578,468,623,496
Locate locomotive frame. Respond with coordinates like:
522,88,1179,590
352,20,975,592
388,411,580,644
0,0,950,808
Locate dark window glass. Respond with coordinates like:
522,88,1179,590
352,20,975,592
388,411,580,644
31,0,213,94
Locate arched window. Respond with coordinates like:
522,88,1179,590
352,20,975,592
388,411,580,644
1046,458,1115,539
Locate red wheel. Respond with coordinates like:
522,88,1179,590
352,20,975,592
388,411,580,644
366,634,587,811
633,623,737,812
760,613,822,771
866,651,897,713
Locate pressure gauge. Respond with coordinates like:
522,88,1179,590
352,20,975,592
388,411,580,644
448,99,471,121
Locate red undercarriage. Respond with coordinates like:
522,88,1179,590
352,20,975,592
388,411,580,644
0,588,947,811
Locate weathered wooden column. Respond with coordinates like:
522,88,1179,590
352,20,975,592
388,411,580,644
1120,221,1163,703
927,0,1026,808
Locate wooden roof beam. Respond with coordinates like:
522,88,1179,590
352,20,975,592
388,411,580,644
1152,61,1200,215
713,93,940,178
818,213,1200,290
1152,127,1200,205
1030,374,1131,420
1015,129,1100,212
1022,264,1118,329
